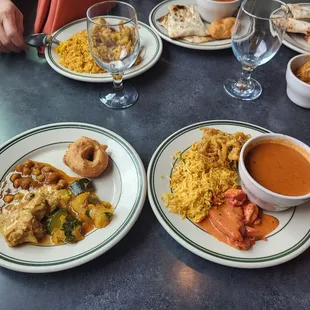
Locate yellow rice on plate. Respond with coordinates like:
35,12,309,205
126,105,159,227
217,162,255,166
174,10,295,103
163,128,250,223
55,30,105,74
55,28,143,74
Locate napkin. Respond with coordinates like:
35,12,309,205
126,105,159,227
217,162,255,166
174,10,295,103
34,0,111,34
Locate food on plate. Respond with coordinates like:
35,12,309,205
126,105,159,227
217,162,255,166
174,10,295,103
55,24,143,74
158,4,213,43
198,188,279,250
245,141,310,196
55,30,104,73
163,128,250,223
279,4,310,45
209,17,236,40
0,160,113,247
63,136,109,178
163,128,280,251
158,5,235,44
287,3,310,20
296,60,310,84
90,17,140,63
160,5,209,38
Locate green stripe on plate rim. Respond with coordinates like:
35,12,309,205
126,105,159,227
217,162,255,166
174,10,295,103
47,18,160,79
0,123,145,266
149,120,310,263
151,0,231,47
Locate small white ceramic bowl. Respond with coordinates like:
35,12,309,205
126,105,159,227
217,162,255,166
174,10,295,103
238,133,310,212
286,53,310,109
196,0,240,23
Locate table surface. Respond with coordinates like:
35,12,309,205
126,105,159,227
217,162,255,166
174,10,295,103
1,0,310,309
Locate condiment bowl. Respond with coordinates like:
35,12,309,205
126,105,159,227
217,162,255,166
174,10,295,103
196,0,240,23
238,134,310,212
286,53,310,109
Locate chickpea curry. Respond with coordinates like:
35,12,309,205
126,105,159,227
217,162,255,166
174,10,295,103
0,160,114,247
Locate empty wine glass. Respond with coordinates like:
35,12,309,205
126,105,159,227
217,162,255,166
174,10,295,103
87,1,140,109
224,0,290,101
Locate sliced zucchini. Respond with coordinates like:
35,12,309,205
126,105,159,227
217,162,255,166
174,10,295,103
69,178,94,196
46,209,67,234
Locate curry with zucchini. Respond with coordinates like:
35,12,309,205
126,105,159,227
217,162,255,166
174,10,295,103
0,160,113,247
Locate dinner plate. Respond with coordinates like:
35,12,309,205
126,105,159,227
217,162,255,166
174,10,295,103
147,120,310,269
45,18,163,83
282,3,310,54
0,122,146,273
149,0,232,50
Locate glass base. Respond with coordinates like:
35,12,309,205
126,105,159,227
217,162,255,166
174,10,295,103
224,78,262,101
99,83,138,109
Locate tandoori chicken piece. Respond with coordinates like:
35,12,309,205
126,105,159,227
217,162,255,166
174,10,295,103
224,188,246,206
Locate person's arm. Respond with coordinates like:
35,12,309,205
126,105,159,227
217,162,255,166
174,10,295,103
0,0,27,53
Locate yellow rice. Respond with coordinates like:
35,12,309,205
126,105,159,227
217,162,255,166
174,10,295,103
163,128,250,223
55,30,104,74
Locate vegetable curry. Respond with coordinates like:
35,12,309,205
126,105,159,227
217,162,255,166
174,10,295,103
0,160,113,247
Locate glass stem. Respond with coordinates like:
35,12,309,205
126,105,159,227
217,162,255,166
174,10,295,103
112,72,124,91
235,66,255,92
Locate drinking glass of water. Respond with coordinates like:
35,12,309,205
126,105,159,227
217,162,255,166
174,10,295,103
224,0,289,101
87,1,140,109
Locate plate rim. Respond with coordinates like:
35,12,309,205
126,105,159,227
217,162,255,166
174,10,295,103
45,18,163,83
148,0,232,51
0,122,147,273
147,120,310,269
282,3,310,54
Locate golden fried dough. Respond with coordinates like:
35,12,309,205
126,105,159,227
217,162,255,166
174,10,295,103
63,137,109,178
296,60,310,84
209,17,236,40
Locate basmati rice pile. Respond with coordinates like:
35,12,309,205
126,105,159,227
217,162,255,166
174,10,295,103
55,30,105,74
163,128,250,223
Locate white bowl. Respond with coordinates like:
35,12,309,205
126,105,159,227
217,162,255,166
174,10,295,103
238,134,310,212
196,0,240,23
286,54,310,109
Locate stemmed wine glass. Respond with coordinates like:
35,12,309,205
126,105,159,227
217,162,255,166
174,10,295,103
224,0,290,101
87,1,140,109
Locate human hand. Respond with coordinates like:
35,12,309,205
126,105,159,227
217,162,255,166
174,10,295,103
0,0,27,53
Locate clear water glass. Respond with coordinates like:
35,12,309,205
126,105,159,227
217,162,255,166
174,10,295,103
224,0,290,101
87,1,140,109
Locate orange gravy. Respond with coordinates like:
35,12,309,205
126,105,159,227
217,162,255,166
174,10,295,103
245,142,310,196
198,213,279,247
253,213,279,237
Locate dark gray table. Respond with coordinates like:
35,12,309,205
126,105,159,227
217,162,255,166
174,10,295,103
1,1,310,309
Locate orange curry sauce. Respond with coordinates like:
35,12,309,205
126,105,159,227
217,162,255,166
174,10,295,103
197,201,279,250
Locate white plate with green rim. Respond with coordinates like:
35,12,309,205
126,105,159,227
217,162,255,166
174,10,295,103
147,120,310,269
0,122,146,273
149,0,232,50
45,18,163,83
282,3,310,54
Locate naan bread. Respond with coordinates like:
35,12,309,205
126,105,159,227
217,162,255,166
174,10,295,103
166,5,208,39
157,6,212,44
182,35,213,43
158,14,168,29
286,18,310,35
286,4,310,20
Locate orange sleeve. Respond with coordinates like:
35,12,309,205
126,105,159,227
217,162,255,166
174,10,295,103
34,0,112,34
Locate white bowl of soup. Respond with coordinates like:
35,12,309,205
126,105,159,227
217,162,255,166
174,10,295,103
238,134,310,212
196,0,240,23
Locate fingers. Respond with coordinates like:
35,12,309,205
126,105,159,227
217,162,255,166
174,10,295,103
0,2,26,53
0,23,19,52
15,8,24,34
0,40,9,53
2,9,26,51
